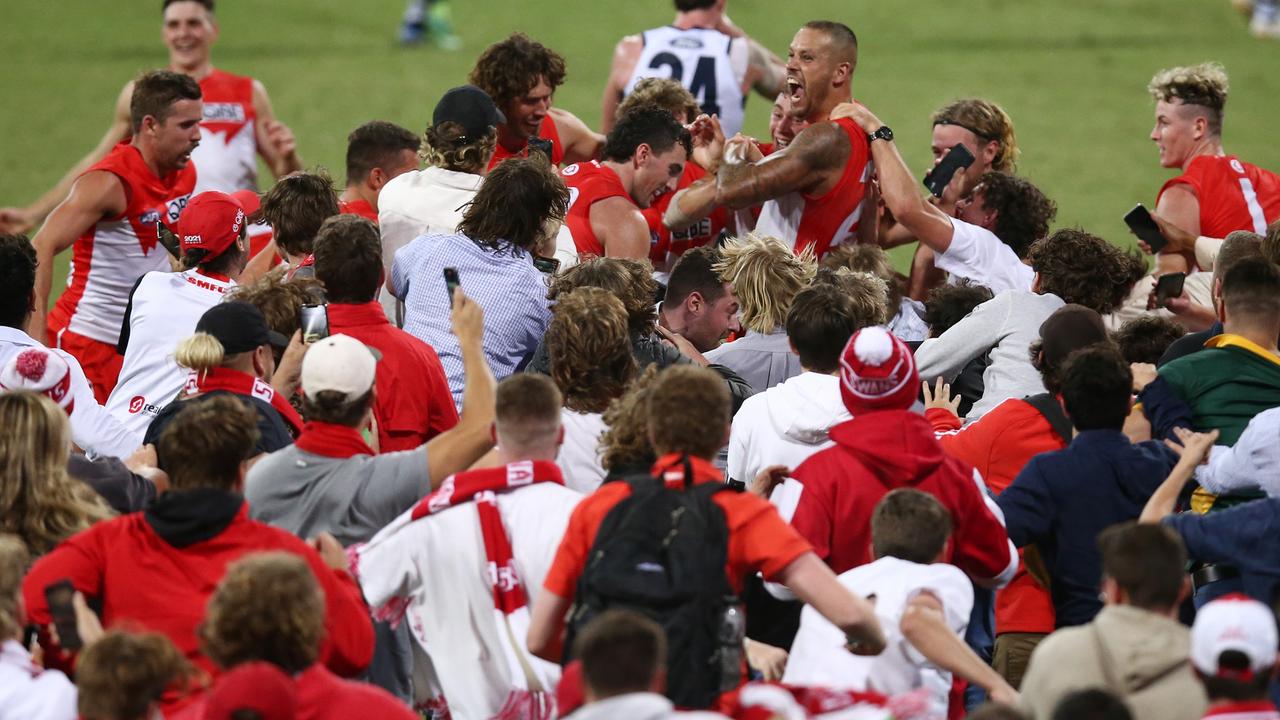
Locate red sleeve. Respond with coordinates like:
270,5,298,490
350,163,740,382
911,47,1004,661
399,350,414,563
21,524,110,670
788,464,835,565
948,463,1017,587
936,407,1008,486
298,544,375,677
722,494,813,582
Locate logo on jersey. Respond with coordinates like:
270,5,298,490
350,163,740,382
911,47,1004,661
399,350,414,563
127,395,162,416
1231,158,1246,174
139,210,161,227
670,37,705,50
165,193,193,225
562,164,581,176
203,103,247,124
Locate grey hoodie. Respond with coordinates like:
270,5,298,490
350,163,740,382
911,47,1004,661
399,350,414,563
1019,605,1208,720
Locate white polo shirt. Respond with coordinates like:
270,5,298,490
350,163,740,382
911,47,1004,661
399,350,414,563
934,217,1035,293
783,556,973,718
105,268,235,446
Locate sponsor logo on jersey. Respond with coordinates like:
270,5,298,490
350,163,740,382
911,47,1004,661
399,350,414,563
671,37,705,50
139,210,161,227
672,218,712,242
1231,158,1246,174
128,395,162,416
203,103,247,124
165,193,193,225
562,163,581,176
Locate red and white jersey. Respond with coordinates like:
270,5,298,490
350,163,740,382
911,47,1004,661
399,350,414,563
644,161,729,276
488,112,566,170
1159,154,1280,238
48,142,196,346
192,69,258,193
561,160,646,258
755,118,872,258
104,268,235,444
624,25,748,138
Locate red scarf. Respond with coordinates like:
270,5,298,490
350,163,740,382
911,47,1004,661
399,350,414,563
184,366,304,434
294,421,374,458
410,460,564,614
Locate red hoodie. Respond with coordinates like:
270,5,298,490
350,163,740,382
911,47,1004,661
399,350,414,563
790,410,1017,586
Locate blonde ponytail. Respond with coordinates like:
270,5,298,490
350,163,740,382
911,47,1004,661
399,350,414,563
174,332,226,374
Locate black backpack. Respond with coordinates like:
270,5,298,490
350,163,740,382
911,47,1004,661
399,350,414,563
563,458,741,709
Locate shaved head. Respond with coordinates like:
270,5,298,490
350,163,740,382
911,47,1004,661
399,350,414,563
803,20,858,66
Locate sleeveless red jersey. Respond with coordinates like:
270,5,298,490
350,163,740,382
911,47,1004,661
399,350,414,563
644,161,729,271
754,117,871,257
339,198,378,223
192,69,258,193
1158,154,1280,238
49,142,197,345
487,113,565,170
560,160,639,258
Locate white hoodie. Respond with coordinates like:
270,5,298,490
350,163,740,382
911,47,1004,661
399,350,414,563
726,372,850,488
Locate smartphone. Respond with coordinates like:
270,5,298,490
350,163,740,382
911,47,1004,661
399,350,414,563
156,219,183,260
1124,204,1167,253
532,255,561,275
923,144,976,198
528,137,554,162
1155,272,1187,307
299,303,329,344
44,579,82,651
443,267,461,303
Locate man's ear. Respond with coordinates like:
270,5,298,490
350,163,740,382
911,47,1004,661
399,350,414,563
634,143,652,168
687,290,704,314
369,168,390,193
982,139,1001,168
831,61,852,89
1193,114,1208,141
982,208,999,232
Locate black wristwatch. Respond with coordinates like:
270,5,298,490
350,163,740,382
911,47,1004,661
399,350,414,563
868,126,894,143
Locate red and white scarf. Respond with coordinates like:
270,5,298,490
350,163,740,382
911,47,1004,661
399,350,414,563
184,366,303,434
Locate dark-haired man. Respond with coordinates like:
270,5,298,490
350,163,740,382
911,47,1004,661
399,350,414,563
668,21,875,257
561,105,691,259
999,345,1177,628
601,0,786,138
0,0,302,233
470,33,604,169
1019,523,1206,720
337,121,421,223
30,70,202,402
838,102,1056,294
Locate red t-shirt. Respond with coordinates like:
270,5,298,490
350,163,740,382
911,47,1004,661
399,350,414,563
1159,154,1280,238
488,112,566,170
543,454,813,600
560,160,640,258
644,161,729,268
929,398,1066,634
326,301,458,452
339,198,379,223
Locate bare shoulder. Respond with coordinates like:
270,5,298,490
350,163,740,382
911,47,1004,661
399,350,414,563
782,121,851,170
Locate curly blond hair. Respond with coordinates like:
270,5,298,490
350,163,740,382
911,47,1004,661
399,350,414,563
714,234,815,335
421,121,498,174
1148,62,1229,134
617,78,700,123
546,287,637,414
931,98,1020,172
0,392,112,556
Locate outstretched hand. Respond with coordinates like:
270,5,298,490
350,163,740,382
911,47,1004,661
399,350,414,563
829,102,879,133
1165,427,1219,467
688,113,726,172
0,206,35,234
1134,210,1197,255
922,378,962,417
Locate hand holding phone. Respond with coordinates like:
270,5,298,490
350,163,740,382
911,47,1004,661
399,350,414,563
923,144,976,198
1124,204,1167,254
1155,272,1187,307
156,219,183,260
299,304,329,344
44,579,82,651
528,137,554,162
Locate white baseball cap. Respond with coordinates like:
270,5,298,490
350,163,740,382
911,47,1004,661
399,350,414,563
301,334,378,402
1191,593,1279,678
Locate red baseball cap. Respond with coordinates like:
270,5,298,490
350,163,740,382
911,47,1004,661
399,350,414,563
178,191,246,260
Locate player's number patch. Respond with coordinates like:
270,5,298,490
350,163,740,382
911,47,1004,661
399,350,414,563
648,52,721,119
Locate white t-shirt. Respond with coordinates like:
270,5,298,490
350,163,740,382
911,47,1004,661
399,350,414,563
934,217,1035,294
0,640,77,720
558,408,610,494
783,556,973,718
106,268,235,446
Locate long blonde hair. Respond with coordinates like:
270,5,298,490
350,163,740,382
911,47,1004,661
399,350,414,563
931,98,1020,173
714,234,815,335
0,392,113,556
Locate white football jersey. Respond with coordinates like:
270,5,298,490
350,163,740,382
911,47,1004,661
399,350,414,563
624,26,748,137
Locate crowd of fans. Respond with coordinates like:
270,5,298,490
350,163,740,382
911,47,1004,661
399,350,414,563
3,1,1280,719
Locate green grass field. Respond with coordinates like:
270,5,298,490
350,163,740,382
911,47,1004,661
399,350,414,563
3,0,1278,291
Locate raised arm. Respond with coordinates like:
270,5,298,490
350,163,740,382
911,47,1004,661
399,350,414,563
714,121,846,209
1140,428,1218,523
424,289,496,485
775,552,885,655
28,171,127,343
591,196,652,259
601,36,642,134
0,82,132,234
900,592,1018,705
552,108,605,166
251,80,304,179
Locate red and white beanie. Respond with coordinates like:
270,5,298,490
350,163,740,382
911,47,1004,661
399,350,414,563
839,326,919,414
0,347,75,414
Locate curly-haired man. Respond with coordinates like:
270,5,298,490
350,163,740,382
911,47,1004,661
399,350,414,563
469,33,604,169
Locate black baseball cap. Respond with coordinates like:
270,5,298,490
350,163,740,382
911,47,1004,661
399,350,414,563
1039,304,1109,367
432,85,506,142
196,301,290,354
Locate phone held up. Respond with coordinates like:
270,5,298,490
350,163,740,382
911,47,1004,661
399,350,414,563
443,267,462,303
44,578,82,651
1124,204,1167,254
923,144,976,198
299,304,329,344
527,137,554,163
1155,272,1187,308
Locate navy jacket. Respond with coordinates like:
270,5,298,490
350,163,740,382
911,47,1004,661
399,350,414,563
997,430,1176,627
1165,497,1280,606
